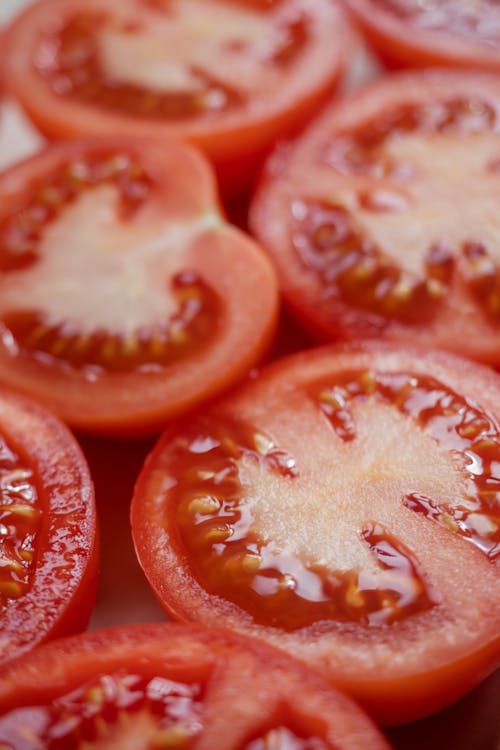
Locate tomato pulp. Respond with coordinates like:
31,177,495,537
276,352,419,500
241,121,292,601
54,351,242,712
4,0,352,194
0,623,392,750
0,137,278,435
344,0,500,71
132,343,500,725
250,70,500,366
0,385,97,665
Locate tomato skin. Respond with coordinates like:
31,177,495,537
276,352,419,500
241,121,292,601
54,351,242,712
0,385,98,665
343,0,500,72
131,341,500,725
3,0,353,196
0,137,279,436
249,70,500,366
0,622,392,750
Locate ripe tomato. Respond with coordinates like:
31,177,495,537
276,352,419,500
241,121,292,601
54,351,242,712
131,342,500,725
4,0,352,194
0,137,278,435
250,70,500,366
0,384,97,665
343,0,500,71
0,622,392,750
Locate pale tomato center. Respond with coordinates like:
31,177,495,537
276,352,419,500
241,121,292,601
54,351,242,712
352,133,500,280
241,398,463,574
0,185,218,336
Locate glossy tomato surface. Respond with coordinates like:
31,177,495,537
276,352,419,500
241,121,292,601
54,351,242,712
4,0,352,193
132,342,500,725
0,385,97,665
344,0,500,71
0,622,392,750
0,137,278,435
250,70,500,366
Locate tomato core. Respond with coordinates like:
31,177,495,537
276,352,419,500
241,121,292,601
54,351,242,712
171,370,499,631
0,435,41,604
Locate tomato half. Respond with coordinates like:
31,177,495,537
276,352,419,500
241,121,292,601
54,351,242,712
0,622,392,750
0,137,278,435
250,70,500,366
3,0,352,193
343,0,500,71
0,385,97,665
131,342,500,725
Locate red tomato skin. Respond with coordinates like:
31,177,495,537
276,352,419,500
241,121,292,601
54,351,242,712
0,136,280,436
0,623,392,750
343,0,500,72
3,0,355,196
0,386,98,665
131,341,500,726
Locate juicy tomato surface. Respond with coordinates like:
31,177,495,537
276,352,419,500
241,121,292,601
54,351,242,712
0,384,97,665
132,342,500,725
0,136,278,435
343,0,500,71
3,0,352,193
0,622,392,750
250,70,500,366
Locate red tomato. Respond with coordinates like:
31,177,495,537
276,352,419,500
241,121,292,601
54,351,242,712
0,385,97,665
0,622,392,750
250,70,500,366
0,137,278,435
131,342,500,725
343,0,500,71
3,0,352,194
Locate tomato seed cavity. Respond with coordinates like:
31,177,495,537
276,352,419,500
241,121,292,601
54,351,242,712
0,434,40,605
0,671,204,749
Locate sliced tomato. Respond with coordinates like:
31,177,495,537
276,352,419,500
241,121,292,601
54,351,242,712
0,622,391,750
0,385,97,665
3,0,352,194
131,342,500,725
0,137,278,435
343,0,500,71
250,70,500,366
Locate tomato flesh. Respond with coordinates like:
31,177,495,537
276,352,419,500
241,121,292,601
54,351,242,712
132,343,500,723
250,72,500,363
164,368,499,632
0,623,391,750
0,138,278,434
0,148,221,375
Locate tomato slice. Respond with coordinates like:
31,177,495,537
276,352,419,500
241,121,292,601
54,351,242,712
0,622,391,750
250,70,500,365
0,385,97,665
343,0,500,71
0,137,278,435
131,342,500,725
3,0,352,193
